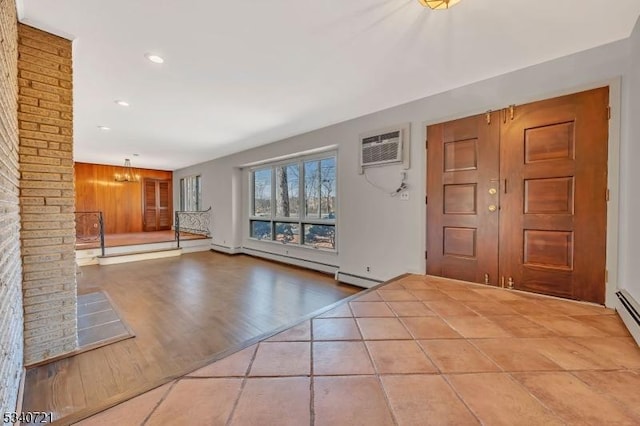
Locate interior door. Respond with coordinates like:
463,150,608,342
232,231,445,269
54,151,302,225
426,112,501,285
143,178,172,231
500,87,608,303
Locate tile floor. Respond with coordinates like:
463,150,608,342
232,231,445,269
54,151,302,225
76,275,640,426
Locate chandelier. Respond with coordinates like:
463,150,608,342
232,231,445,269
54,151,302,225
114,158,140,182
418,0,462,9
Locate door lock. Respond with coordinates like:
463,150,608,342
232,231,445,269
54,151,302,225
488,188,497,195
488,205,497,212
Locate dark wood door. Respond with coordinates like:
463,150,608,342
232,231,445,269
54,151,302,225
426,112,501,285
500,87,608,303
426,87,608,304
143,178,172,231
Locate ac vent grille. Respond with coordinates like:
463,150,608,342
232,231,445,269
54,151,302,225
358,124,410,173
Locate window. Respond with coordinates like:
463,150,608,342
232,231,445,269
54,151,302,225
179,175,202,211
250,154,337,250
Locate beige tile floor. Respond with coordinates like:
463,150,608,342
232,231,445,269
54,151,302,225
76,275,640,426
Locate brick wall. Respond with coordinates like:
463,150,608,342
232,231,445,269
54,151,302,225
0,0,23,413
17,24,77,365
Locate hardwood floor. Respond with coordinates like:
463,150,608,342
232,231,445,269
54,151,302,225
21,251,360,423
76,230,206,250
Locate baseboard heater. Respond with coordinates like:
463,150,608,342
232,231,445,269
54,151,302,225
616,290,640,345
617,291,640,326
336,272,383,289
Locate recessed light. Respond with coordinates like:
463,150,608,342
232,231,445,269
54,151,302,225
144,53,164,64
115,100,130,107
97,125,110,131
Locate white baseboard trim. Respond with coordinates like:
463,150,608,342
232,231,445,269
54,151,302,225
211,244,243,255
242,247,338,275
616,290,640,345
336,272,383,289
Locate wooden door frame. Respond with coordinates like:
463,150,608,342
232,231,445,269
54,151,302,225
421,78,622,308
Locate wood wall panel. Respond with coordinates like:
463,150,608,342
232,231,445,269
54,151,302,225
75,162,173,234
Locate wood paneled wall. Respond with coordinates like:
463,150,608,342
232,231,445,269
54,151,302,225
75,162,173,234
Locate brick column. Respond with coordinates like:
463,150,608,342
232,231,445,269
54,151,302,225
0,0,23,412
17,24,77,365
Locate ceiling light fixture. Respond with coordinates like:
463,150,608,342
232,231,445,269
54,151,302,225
97,125,110,131
145,53,164,64
418,0,461,9
115,100,130,107
114,158,140,183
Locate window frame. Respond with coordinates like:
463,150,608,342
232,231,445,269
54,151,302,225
248,151,338,252
179,175,202,212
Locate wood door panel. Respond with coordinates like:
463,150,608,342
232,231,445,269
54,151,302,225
443,227,476,257
524,121,575,163
444,184,477,214
524,177,574,214
444,139,478,171
523,230,574,270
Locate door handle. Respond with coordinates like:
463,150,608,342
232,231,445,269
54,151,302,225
488,205,497,212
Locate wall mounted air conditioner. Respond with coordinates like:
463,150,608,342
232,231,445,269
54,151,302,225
358,123,410,174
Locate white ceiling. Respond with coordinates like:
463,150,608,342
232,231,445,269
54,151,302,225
20,0,640,170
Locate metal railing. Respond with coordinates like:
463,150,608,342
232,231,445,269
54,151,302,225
175,207,212,248
75,211,105,256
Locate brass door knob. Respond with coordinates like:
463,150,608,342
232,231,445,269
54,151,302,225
488,205,497,212
488,188,497,195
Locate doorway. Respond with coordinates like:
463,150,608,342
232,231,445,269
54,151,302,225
143,178,172,231
426,87,609,304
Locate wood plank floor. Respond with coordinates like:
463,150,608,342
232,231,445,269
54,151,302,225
21,251,360,423
76,230,207,250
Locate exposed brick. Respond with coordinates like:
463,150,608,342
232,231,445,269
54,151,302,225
20,172,62,182
20,180,73,189
19,69,59,86
19,86,61,102
38,124,59,134
19,197,45,205
20,138,48,149
18,22,77,366
19,155,60,165
0,0,24,412
21,205,60,214
18,94,38,106
39,99,72,113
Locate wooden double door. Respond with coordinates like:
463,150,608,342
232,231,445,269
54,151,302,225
426,87,609,304
143,178,172,231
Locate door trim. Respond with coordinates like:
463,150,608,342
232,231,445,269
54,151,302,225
421,77,622,307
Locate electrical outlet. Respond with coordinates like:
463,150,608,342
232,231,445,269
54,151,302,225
400,192,410,201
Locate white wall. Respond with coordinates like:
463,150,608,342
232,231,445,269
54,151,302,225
175,37,630,292
619,17,640,303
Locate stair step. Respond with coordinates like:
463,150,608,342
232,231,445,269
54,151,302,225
98,248,182,265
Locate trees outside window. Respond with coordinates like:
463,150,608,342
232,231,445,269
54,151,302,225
250,154,336,250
